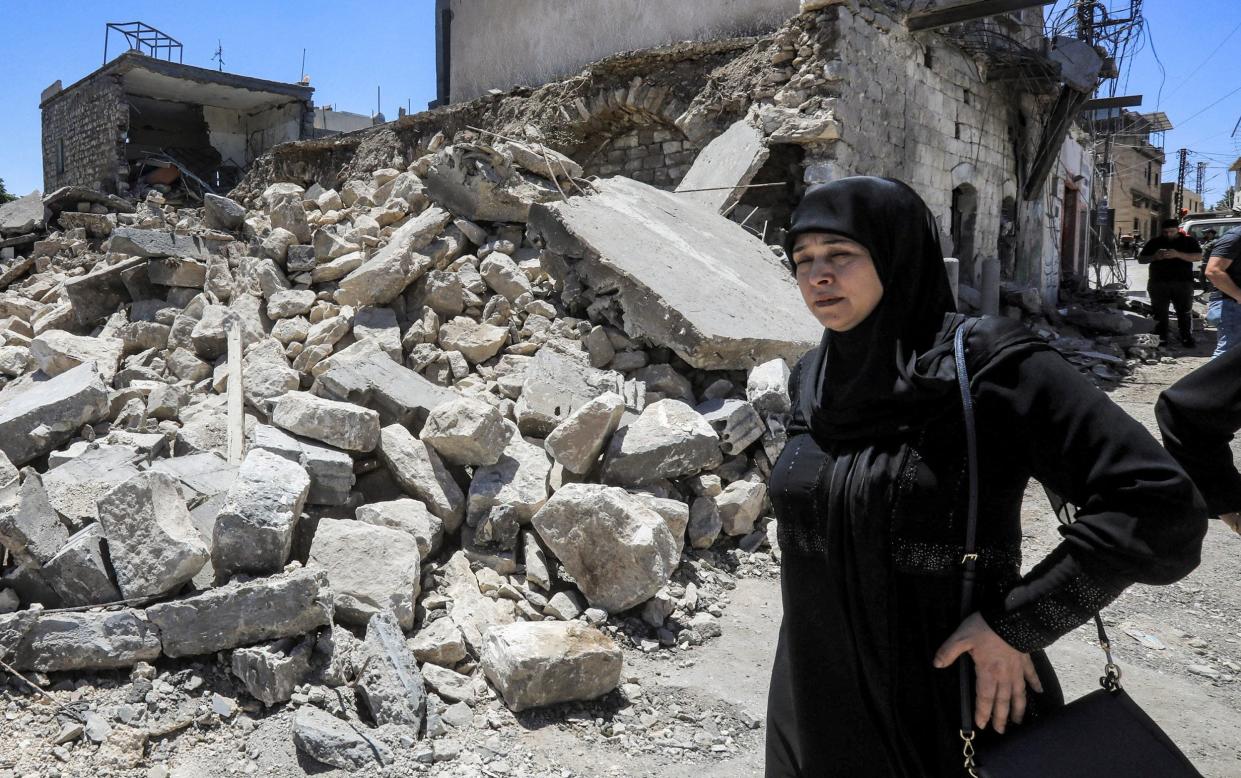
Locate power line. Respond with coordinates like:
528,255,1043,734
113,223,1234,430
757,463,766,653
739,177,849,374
1176,82,1241,129
1169,18,1241,94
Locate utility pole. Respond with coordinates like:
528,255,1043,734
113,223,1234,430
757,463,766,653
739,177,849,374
1196,161,1207,195
1076,0,1092,42
1175,147,1189,215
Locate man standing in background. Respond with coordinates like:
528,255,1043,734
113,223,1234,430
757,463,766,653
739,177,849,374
1140,218,1201,347
1205,225,1241,357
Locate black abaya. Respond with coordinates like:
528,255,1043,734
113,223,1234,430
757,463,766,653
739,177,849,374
1156,344,1241,515
768,177,1204,777
765,316,1205,777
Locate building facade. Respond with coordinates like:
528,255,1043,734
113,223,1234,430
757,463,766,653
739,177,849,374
41,51,314,196
1100,110,1167,242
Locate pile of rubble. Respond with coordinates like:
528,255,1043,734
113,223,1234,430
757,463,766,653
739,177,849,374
0,129,815,774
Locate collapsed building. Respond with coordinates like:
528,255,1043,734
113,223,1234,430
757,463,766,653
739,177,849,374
255,0,1101,305
0,2,1157,774
40,46,315,199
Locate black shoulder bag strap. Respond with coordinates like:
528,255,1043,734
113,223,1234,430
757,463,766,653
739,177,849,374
952,324,1122,777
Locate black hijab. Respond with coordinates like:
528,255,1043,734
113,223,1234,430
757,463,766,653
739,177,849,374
785,177,967,442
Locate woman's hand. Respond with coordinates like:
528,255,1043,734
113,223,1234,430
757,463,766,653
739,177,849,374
932,612,1043,734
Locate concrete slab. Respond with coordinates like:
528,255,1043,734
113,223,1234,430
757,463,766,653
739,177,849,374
675,119,769,214
0,192,48,236
312,340,458,431
529,177,820,370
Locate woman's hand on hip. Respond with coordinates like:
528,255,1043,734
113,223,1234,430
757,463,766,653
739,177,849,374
932,612,1043,734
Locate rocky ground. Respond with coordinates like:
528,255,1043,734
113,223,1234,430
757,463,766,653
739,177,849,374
1,350,1236,778
0,130,1234,778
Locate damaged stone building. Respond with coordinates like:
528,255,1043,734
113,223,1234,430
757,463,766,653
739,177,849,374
41,50,315,198
245,0,1099,305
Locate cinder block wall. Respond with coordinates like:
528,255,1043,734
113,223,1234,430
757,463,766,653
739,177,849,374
41,74,128,194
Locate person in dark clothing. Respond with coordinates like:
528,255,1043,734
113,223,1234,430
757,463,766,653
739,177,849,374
1205,225,1241,356
1156,345,1241,535
766,177,1207,778
1140,218,1201,347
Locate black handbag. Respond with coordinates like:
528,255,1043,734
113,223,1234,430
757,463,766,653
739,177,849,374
951,324,1202,778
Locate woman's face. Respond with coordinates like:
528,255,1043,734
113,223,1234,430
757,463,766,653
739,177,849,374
792,231,884,332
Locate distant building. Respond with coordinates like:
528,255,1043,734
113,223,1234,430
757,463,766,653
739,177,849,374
40,50,314,196
1096,110,1170,242
1159,182,1203,220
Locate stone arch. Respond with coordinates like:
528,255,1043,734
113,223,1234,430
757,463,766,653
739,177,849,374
560,81,698,189
950,161,977,190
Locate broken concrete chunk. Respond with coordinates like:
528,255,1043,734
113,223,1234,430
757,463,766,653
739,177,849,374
747,358,792,415
30,330,123,383
467,427,551,532
9,609,161,672
292,705,392,772
97,471,209,599
480,251,532,301
313,340,458,429
688,495,722,549
0,363,109,466
309,518,421,630
203,194,246,231
716,480,767,537
148,451,236,501
425,144,558,222
543,391,625,475
271,391,381,453
601,399,722,485
529,177,819,369
242,338,300,411
378,424,465,533
146,567,333,657
421,397,509,466
631,492,690,557
675,117,770,214
43,524,123,607
41,444,141,528
0,471,69,567
408,616,467,667
250,424,354,506
231,636,312,706
514,347,626,437
356,610,426,728
422,663,473,704
696,398,764,455
334,207,451,307
0,191,47,236
441,551,514,653
351,306,401,360
481,621,622,712
146,256,207,288
356,499,443,559
107,226,210,259
532,483,679,613
499,140,584,181
266,289,316,319
437,317,508,364
211,448,311,581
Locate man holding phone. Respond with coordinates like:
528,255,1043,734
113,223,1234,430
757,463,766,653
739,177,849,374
1140,218,1202,347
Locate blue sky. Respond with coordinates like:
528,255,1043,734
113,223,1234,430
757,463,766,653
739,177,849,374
2,1,1239,203
0,0,439,194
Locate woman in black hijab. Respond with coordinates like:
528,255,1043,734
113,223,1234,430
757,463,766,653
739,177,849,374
765,177,1206,777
